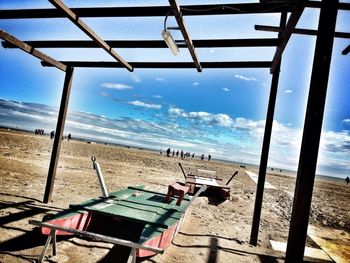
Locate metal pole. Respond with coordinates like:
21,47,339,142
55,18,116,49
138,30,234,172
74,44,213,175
43,67,74,203
250,12,287,246
285,0,338,262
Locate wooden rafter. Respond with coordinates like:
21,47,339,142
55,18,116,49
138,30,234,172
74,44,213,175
0,29,66,72
342,45,350,55
168,0,202,72
48,0,133,72
255,25,350,39
41,61,272,69
270,0,307,74
0,2,348,19
0,3,294,19
2,38,280,49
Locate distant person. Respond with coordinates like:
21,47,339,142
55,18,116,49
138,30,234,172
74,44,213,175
172,150,175,157
192,153,195,158
346,176,350,184
180,150,184,159
50,131,55,139
201,154,204,160
166,148,171,157
208,154,211,161
67,133,71,141
176,150,179,157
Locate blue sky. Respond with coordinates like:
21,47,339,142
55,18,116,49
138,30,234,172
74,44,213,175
0,0,349,178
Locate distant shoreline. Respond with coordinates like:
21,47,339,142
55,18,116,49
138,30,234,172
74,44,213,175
0,126,345,182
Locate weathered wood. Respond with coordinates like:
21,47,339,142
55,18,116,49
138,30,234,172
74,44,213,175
48,0,132,72
270,0,307,74
41,61,272,68
43,67,74,203
0,29,66,72
0,3,295,19
169,0,202,72
285,0,338,262
255,25,350,39
342,45,350,55
2,38,279,49
250,12,287,246
0,2,348,19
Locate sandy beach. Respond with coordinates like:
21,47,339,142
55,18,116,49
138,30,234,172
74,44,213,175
0,128,349,262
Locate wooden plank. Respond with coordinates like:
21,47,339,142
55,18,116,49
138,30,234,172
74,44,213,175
0,3,295,19
342,45,350,55
308,226,350,263
169,0,202,72
43,67,74,203
0,2,348,19
2,38,279,49
270,0,307,74
249,12,286,246
41,61,273,68
285,0,339,262
269,240,332,261
48,0,132,72
255,25,350,39
0,29,66,72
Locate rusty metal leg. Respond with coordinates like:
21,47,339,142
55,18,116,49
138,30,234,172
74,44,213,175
127,247,136,263
38,229,55,263
52,230,57,256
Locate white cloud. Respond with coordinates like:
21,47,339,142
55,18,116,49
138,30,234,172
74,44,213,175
99,92,110,97
156,77,167,83
168,107,234,128
223,88,230,92
192,82,200,86
101,82,133,90
127,100,161,109
342,119,350,125
285,89,293,93
131,75,141,83
209,49,215,54
234,74,257,82
153,95,162,99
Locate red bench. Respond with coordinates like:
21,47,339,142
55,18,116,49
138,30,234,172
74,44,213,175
165,182,190,206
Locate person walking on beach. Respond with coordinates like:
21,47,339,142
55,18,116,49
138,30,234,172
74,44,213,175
166,148,171,157
201,154,204,160
180,150,184,159
346,176,350,184
176,150,179,157
208,154,211,161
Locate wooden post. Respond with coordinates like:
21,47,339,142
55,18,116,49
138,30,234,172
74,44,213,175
43,67,74,203
249,12,287,246
285,0,338,262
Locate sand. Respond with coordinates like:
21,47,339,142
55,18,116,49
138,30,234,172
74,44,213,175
0,128,349,262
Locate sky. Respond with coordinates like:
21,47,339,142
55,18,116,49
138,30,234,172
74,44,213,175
0,0,349,178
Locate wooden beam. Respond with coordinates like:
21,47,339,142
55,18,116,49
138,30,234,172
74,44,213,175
0,2,348,19
43,67,74,203
0,3,295,19
285,0,338,262
255,25,350,39
41,61,273,69
270,0,307,74
0,29,66,72
250,12,287,246
48,0,133,72
169,0,202,72
342,45,350,55
2,38,280,49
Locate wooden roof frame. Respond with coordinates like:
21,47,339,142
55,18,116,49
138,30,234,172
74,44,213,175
0,1,347,262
